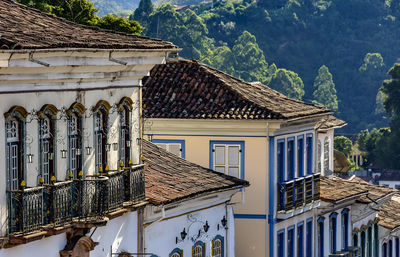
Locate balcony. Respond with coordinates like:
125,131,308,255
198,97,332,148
6,165,145,238
329,247,360,257
277,173,320,215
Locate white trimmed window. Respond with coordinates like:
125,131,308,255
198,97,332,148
211,141,243,179
153,139,185,158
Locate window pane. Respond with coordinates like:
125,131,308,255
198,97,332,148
215,146,225,165
168,144,181,157
228,146,239,165
215,166,225,174
228,167,239,178
156,143,167,150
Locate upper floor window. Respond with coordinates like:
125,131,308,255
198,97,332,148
318,217,325,257
153,139,185,159
169,248,183,257
212,235,224,257
68,103,85,178
324,137,330,172
341,209,349,251
306,219,313,257
93,100,111,173
287,138,295,180
288,226,294,257
297,222,304,257
118,97,133,167
5,106,28,190
306,134,313,175
297,136,304,177
318,140,322,174
192,241,205,257
277,140,285,183
277,229,285,257
330,213,337,254
39,104,58,184
211,141,244,179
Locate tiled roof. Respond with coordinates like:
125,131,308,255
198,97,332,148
142,59,330,120
0,0,176,50
142,140,249,205
320,176,368,203
348,176,397,203
378,194,400,230
316,116,347,130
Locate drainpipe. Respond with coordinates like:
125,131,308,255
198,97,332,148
266,122,270,257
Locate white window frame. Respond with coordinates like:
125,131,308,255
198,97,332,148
210,141,244,179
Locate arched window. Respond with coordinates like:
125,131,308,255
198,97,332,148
324,137,330,172
93,101,111,173
169,248,183,257
4,106,28,190
318,217,325,257
341,209,349,251
68,103,85,178
212,235,224,257
193,241,206,257
39,105,58,184
118,97,133,167
330,213,337,254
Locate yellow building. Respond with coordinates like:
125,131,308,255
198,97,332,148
143,59,344,257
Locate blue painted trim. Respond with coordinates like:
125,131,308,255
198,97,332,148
342,209,350,250
194,240,206,257
297,135,304,177
287,138,295,180
234,214,267,219
277,229,285,257
306,218,313,257
306,134,313,175
330,213,338,253
298,222,304,257
170,248,183,257
318,217,325,257
287,226,295,257
268,137,276,257
147,133,267,138
151,139,186,159
288,224,295,231
277,139,285,183
209,140,245,179
213,235,225,257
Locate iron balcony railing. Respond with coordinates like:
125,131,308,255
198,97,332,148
7,165,145,235
330,247,361,257
278,173,320,211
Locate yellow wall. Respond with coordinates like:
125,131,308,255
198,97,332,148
148,134,268,256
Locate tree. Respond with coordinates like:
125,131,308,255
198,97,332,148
131,0,153,26
334,136,353,157
98,14,142,34
381,63,400,116
312,65,338,111
268,68,305,100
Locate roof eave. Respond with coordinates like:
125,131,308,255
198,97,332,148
0,48,182,54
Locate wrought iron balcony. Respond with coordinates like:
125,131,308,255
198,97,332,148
7,165,145,236
277,173,320,212
330,247,360,257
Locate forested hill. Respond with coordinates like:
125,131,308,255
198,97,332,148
129,0,400,133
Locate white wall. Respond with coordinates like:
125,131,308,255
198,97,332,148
145,203,232,257
379,180,400,189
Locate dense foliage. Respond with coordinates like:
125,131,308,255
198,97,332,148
334,136,352,157
131,0,400,133
17,0,142,34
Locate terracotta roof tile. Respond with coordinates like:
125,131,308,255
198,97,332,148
143,140,249,205
143,59,330,120
316,116,347,130
0,0,177,50
378,194,400,230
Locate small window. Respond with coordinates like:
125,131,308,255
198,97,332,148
324,137,330,172
330,214,337,254
169,248,183,257
318,218,325,257
278,229,285,257
153,139,185,159
341,209,349,250
288,226,294,257
277,140,285,183
306,134,313,175
318,140,322,174
211,141,244,179
212,235,224,257
192,241,205,257
306,219,313,257
287,139,295,180
298,136,304,177
297,223,304,257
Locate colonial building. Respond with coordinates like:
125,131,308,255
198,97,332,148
0,0,177,256
142,140,248,257
142,59,345,257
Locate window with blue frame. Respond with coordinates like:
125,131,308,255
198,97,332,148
193,241,206,257
287,138,295,180
298,222,304,257
361,230,366,257
318,217,325,257
170,248,183,257
330,213,337,254
277,140,285,183
212,235,224,257
341,209,349,250
396,237,399,257
210,141,244,179
306,219,313,257
278,229,285,257
375,223,379,257
297,136,304,177
383,242,388,257
152,139,185,159
306,134,313,175
390,240,393,257
288,226,295,257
